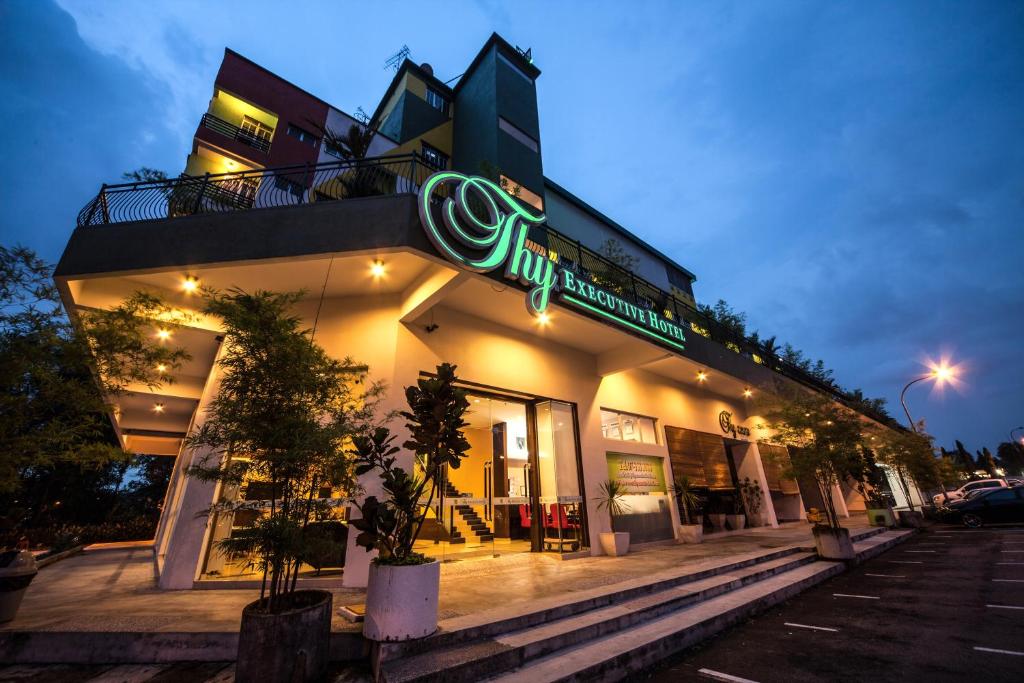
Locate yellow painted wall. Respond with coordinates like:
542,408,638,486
385,120,454,159
209,89,278,130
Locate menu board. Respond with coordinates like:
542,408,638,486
606,452,667,494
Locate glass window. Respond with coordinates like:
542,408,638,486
286,124,319,147
601,409,658,445
985,489,1017,502
421,143,448,170
425,87,449,114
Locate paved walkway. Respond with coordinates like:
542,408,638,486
2,518,873,636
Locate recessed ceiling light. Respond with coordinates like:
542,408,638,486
156,329,171,341
370,260,385,278
153,402,165,413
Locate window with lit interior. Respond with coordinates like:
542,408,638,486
601,409,659,445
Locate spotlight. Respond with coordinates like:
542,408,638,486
370,260,385,278
156,329,171,341
743,388,753,398
153,402,165,413
156,363,168,373
182,276,199,293
697,371,708,382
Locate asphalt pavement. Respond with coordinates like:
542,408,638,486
644,524,1024,683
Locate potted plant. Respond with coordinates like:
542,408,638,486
186,290,382,682
706,497,727,532
760,383,865,561
594,479,631,556
737,477,763,527
350,363,471,641
726,492,746,530
872,428,937,528
671,477,703,544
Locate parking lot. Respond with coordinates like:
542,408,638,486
645,526,1024,682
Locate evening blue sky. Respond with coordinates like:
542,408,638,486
1,1,1021,452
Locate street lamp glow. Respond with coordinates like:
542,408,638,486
930,364,953,383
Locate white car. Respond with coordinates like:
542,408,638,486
933,479,1008,506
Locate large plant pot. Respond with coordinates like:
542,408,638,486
726,514,746,531
364,559,440,641
812,525,855,561
707,513,727,531
236,589,332,683
867,507,895,528
599,531,630,557
0,550,37,622
677,524,703,544
897,510,924,528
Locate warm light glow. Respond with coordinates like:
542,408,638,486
370,260,385,278
182,276,199,293
153,402,165,413
826,420,833,425
537,312,550,326
156,329,171,341
930,364,954,382
742,388,753,398
697,371,708,383
156,363,168,373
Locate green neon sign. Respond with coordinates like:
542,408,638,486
418,171,686,351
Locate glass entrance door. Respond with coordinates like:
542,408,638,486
533,401,586,553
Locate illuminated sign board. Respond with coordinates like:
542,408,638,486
718,410,751,438
606,452,667,494
418,172,686,351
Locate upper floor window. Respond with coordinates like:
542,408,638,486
601,408,659,445
425,87,449,115
286,124,319,147
421,142,448,170
239,116,273,142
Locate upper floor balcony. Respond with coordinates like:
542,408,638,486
73,153,864,416
200,112,272,154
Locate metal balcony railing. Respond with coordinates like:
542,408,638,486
200,113,272,153
74,153,883,423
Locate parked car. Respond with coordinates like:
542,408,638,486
937,486,1024,528
932,478,1009,506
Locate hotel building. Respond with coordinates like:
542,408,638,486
56,34,916,590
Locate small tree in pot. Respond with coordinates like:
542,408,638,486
760,383,865,560
349,363,470,641
871,427,938,527
671,477,703,543
736,477,763,528
186,290,382,682
594,479,631,556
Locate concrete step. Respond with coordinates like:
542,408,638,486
379,552,818,683
482,529,914,683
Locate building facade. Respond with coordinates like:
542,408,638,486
58,34,899,590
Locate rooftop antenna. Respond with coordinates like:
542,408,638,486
384,45,411,72
515,45,533,64
354,107,370,124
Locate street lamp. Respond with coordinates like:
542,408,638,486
900,364,954,432
1011,426,1024,446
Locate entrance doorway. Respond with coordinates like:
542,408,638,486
413,389,587,561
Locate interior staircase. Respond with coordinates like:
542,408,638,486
374,527,914,683
444,482,494,543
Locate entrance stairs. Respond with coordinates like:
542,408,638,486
375,527,913,683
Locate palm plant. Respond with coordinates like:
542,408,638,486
595,479,631,530
318,122,385,199
670,477,701,525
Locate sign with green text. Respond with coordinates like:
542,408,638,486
606,452,667,494
418,172,686,352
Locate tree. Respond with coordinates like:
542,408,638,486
759,383,866,528
697,299,747,339
0,245,187,498
996,441,1024,477
185,289,383,612
122,167,168,183
975,447,998,477
872,428,939,511
953,440,977,475
316,122,385,198
349,363,471,565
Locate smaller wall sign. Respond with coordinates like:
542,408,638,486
606,452,667,494
718,410,750,438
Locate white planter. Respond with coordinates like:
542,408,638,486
363,560,440,641
812,526,855,561
726,514,746,531
707,513,726,531
677,524,703,544
599,531,630,557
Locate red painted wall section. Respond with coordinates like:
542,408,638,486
196,49,330,169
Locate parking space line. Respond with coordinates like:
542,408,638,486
986,604,1024,610
698,667,760,682
888,560,923,564
974,647,1024,655
904,550,936,553
1000,551,1024,553
997,562,1024,565
784,622,838,632
865,573,905,578
992,579,1024,583
833,593,880,600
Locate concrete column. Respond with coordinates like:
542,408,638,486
157,348,225,590
830,483,850,518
